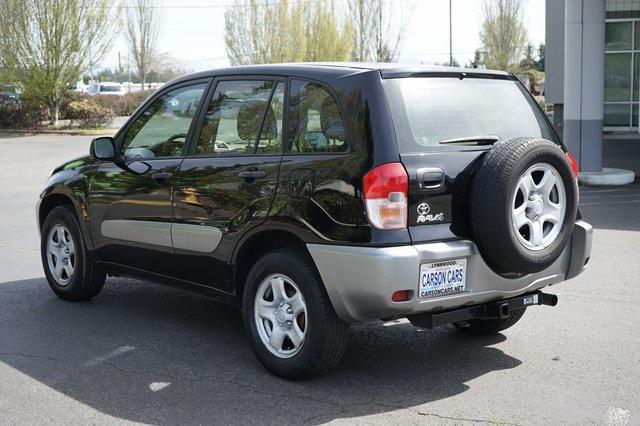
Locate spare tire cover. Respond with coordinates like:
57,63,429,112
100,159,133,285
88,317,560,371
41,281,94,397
469,137,578,275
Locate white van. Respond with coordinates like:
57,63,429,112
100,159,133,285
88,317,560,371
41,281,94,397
87,82,125,96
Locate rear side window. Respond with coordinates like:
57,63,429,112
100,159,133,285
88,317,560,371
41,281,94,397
196,80,282,156
287,79,347,153
383,77,557,152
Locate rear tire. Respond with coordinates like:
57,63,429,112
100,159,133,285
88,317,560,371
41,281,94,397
242,248,349,380
455,307,526,334
41,205,105,301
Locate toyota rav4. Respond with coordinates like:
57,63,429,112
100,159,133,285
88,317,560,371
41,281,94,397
37,63,593,379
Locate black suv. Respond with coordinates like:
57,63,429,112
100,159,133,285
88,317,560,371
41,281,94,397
37,63,592,379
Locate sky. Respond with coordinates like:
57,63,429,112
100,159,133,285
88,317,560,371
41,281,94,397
103,0,546,73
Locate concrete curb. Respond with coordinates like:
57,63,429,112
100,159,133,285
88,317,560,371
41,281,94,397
578,167,636,186
0,128,115,136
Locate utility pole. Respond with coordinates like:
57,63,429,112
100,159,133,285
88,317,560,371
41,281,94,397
449,0,453,66
127,54,132,93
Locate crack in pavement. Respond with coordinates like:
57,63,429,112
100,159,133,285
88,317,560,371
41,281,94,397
412,409,522,425
300,400,523,425
0,351,63,363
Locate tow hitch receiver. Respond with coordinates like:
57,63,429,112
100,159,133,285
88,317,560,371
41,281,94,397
408,291,558,329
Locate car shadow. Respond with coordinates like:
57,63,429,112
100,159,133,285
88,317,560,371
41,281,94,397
0,277,522,424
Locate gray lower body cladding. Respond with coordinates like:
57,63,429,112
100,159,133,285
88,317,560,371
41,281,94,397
307,220,592,323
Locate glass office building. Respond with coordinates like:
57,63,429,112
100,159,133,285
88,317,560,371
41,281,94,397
605,0,640,129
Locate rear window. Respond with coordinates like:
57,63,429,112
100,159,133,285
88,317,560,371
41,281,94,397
383,77,557,152
100,84,121,92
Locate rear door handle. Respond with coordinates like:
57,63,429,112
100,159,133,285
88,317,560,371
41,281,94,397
417,167,445,190
238,170,266,180
151,172,173,183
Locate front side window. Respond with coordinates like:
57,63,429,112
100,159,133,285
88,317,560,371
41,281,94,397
122,83,206,159
287,79,347,153
196,80,282,155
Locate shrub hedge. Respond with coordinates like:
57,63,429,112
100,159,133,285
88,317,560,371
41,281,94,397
65,101,115,128
92,91,154,116
0,102,48,129
0,89,151,129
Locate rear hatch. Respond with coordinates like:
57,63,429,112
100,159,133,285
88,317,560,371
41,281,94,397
382,72,560,243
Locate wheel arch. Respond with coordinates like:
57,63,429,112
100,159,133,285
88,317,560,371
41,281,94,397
231,227,317,305
39,192,77,228
38,188,93,250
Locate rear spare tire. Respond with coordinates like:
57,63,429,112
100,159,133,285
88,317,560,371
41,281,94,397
469,138,578,275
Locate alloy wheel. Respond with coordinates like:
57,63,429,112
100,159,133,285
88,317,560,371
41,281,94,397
511,163,566,251
46,223,76,285
254,273,307,358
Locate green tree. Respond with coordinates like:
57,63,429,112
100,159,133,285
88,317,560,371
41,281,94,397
224,0,353,65
224,0,305,65
534,43,545,72
304,1,353,62
519,43,536,71
479,0,527,72
0,0,116,125
467,49,483,69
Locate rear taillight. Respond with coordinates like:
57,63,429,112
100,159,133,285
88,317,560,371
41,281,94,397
363,162,408,229
566,152,579,178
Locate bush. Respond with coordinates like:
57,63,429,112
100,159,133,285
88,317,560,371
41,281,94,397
65,101,114,128
0,102,48,129
59,90,88,119
92,90,154,116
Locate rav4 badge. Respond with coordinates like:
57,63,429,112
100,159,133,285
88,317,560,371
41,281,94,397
416,202,444,223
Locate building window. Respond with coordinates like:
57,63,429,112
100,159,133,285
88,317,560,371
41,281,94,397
604,18,640,128
606,0,640,19
605,53,632,102
604,103,631,126
606,21,632,50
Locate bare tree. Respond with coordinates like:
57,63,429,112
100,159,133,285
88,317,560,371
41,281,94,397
348,0,375,61
347,0,414,62
479,0,527,72
123,0,162,90
0,0,116,125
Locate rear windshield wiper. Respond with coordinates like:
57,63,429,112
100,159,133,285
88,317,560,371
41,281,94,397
439,135,500,145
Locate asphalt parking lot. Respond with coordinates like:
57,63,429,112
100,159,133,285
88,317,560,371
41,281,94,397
1,133,639,425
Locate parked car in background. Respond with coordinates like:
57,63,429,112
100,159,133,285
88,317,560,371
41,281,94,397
122,82,165,93
37,63,592,380
71,81,89,94
0,85,20,104
87,81,125,96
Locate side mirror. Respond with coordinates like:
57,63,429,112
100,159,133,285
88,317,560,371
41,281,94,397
90,137,116,160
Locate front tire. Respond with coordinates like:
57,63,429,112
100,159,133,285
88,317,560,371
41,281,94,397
242,248,349,380
41,205,105,301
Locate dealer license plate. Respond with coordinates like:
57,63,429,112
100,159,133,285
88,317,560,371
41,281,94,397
419,259,467,298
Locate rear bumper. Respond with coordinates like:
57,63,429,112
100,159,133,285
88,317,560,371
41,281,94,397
307,220,593,323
